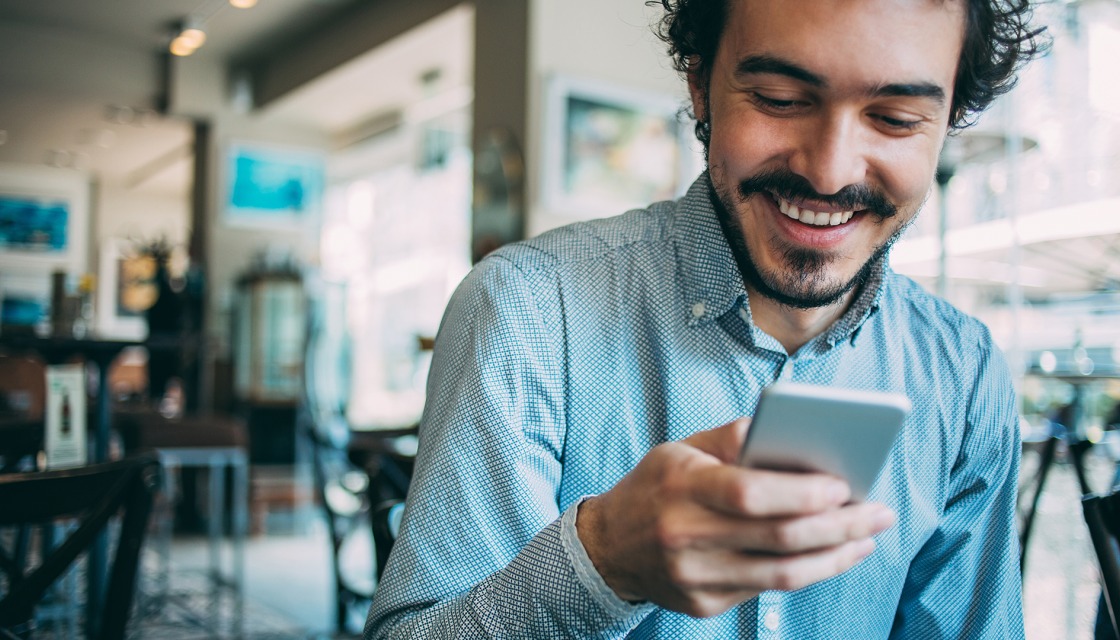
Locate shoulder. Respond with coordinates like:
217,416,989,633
445,200,676,332
484,201,676,282
881,271,996,353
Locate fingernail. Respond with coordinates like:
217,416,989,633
828,481,850,504
872,507,897,530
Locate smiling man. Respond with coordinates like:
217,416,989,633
365,1,1047,638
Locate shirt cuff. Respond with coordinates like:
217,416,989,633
560,495,658,620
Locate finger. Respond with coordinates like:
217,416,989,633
693,502,897,553
682,418,750,464
674,538,877,593
688,464,851,517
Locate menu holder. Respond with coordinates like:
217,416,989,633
45,364,87,469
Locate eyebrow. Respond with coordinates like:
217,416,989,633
734,54,946,105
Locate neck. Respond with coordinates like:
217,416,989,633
747,286,855,354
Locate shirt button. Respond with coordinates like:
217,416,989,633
778,360,793,381
691,302,706,318
764,608,780,630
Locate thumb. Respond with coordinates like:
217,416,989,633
681,417,750,465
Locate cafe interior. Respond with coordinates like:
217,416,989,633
0,0,1119,638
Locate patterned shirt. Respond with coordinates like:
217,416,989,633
365,173,1024,639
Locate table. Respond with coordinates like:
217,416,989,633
153,446,247,638
0,333,182,636
0,334,141,635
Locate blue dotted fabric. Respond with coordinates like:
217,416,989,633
365,173,1024,639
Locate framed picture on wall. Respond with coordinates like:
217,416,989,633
223,142,325,228
541,74,703,219
0,166,89,276
95,238,149,340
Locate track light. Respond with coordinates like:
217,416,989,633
169,19,206,56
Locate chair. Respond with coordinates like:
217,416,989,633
1083,490,1120,638
307,417,375,634
372,499,404,581
0,453,160,640
1017,434,1060,575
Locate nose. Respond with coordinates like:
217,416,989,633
787,112,869,197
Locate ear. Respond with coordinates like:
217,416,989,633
686,56,709,123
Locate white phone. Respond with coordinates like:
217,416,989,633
737,382,912,501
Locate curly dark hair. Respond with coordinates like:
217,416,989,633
649,0,1050,146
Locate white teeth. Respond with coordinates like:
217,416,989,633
774,195,855,227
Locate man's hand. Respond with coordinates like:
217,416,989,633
576,418,897,618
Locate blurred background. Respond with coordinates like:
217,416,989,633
0,0,1117,638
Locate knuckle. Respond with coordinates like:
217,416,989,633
770,561,804,591
844,514,869,540
731,479,760,514
771,520,804,550
683,594,723,618
654,517,687,551
664,557,699,590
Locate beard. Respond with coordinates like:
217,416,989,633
708,167,913,309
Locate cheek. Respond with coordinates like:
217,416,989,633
708,111,791,176
875,140,941,207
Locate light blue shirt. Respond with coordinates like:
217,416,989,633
365,173,1024,639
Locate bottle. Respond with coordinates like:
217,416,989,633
60,389,72,436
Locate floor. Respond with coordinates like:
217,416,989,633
21,449,1109,639
160,450,1111,640
1021,444,1115,640
130,513,368,640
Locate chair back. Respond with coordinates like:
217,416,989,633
0,453,160,640
372,499,404,582
1083,490,1120,638
306,419,374,633
1018,434,1060,575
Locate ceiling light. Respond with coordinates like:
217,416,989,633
178,22,206,49
230,0,257,7
170,35,197,56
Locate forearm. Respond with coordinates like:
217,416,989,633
366,505,654,639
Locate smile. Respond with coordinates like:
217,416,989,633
772,194,855,227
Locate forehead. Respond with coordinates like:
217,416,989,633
719,0,967,89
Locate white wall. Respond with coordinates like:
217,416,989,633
169,55,331,351
95,187,190,248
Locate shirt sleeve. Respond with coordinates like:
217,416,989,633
364,255,654,639
890,331,1025,639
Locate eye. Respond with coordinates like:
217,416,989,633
872,113,923,132
749,92,805,113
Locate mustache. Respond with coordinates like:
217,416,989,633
737,169,897,219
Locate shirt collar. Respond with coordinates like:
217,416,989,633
671,172,745,327
670,171,888,343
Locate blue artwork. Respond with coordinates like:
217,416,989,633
1,296,46,327
226,145,323,225
0,196,69,253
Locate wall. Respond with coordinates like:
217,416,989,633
526,0,691,236
168,54,330,353
95,187,189,247
0,19,191,323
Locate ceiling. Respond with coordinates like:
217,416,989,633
0,0,472,196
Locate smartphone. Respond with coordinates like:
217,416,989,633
737,382,912,501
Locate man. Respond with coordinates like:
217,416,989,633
365,0,1047,637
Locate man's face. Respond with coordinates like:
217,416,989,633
691,0,965,308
